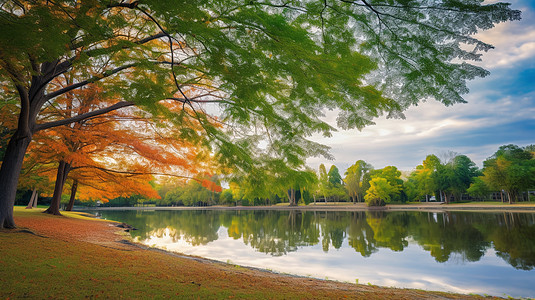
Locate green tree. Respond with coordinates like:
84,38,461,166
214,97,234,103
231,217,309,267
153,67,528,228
467,177,492,201
318,164,330,202
276,169,317,206
344,160,372,203
433,154,478,203
327,165,343,186
365,166,403,203
364,177,399,206
219,189,234,206
408,154,441,202
324,165,347,202
452,155,480,197
0,1,521,228
481,145,535,203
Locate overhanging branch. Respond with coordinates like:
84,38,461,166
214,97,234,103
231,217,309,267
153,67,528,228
77,165,198,181
34,101,134,132
44,63,137,101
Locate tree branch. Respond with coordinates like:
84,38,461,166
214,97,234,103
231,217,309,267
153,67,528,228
134,6,192,106
34,101,134,132
0,50,31,137
107,1,139,9
77,165,197,181
44,63,136,101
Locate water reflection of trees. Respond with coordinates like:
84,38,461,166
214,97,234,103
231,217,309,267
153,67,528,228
97,210,221,245
489,213,535,270
223,210,321,256
94,209,535,270
412,212,491,263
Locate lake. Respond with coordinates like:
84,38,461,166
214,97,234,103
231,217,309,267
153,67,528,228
85,209,535,298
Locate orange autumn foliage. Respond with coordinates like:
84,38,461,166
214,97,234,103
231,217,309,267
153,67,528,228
201,178,223,193
21,78,220,202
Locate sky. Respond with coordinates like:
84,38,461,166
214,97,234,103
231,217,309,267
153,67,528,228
307,0,535,174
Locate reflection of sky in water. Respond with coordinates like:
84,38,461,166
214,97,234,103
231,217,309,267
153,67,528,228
140,226,535,298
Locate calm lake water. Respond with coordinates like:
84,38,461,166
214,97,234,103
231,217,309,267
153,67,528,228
86,209,535,298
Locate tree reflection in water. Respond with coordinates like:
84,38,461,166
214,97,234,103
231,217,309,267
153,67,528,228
93,209,535,270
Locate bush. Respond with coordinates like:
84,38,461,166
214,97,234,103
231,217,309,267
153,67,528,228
366,198,386,207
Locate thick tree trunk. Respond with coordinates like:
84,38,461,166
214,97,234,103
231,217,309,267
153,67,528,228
0,131,32,228
66,179,78,211
43,160,71,215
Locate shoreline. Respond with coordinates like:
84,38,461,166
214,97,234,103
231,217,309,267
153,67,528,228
80,202,535,213
3,207,509,299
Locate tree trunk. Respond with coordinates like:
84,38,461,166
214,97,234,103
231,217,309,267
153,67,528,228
26,189,37,209
0,131,32,228
32,191,39,207
288,188,297,206
43,160,72,215
66,179,78,211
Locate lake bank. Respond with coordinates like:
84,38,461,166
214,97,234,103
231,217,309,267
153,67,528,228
82,202,535,213
1,207,505,299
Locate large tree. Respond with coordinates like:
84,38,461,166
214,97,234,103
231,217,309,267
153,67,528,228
0,1,521,228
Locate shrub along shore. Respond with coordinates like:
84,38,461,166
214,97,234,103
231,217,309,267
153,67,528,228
0,207,508,299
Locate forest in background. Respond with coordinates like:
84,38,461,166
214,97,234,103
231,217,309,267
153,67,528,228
14,143,533,208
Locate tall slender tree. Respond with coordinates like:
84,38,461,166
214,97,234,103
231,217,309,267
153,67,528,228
345,160,372,203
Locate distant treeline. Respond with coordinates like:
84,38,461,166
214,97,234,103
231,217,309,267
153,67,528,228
49,143,531,208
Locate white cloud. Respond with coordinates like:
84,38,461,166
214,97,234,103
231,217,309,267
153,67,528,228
474,2,535,68
308,89,534,172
